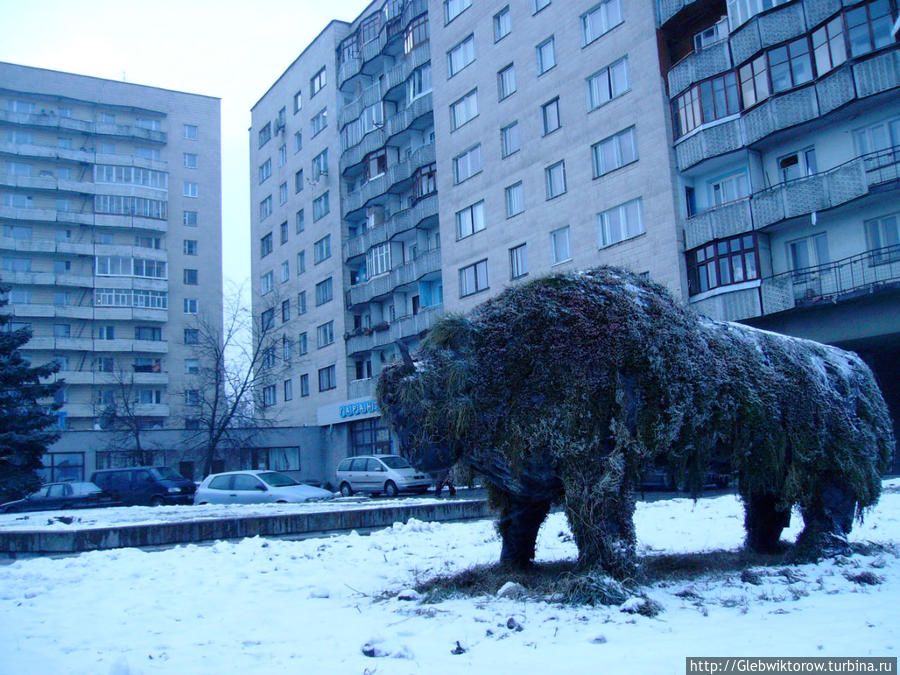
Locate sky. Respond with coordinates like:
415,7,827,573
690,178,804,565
2,485,898,672
0,0,371,291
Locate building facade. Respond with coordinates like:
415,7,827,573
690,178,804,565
0,62,224,434
251,0,899,474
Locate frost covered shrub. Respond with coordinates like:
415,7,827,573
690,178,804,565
378,267,894,578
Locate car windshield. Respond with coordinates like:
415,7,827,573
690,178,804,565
258,472,299,487
380,456,411,470
150,467,182,481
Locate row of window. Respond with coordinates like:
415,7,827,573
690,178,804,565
259,188,329,223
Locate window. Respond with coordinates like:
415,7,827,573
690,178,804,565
769,38,813,94
261,308,275,332
183,269,198,285
294,130,303,153
846,0,894,57
183,239,198,256
586,57,629,110
367,243,391,276
598,197,644,247
445,0,471,23
311,108,328,136
505,182,524,217
314,235,331,264
687,234,760,295
509,244,528,279
300,374,309,397
407,63,432,102
739,55,769,108
261,270,274,295
710,171,749,206
451,90,478,130
865,213,900,262
551,226,572,265
183,153,198,169
413,163,437,201
459,259,488,297
296,209,305,233
541,98,561,135
727,0,790,30
581,0,623,46
262,385,276,408
312,150,328,180
183,298,199,314
675,72,740,137
501,122,520,158
260,195,273,220
280,221,289,245
184,359,200,376
183,211,198,226
404,13,430,54
453,145,482,184
456,200,486,239
260,233,273,258
298,291,307,315
293,89,302,113
536,37,556,75
53,323,71,338
533,0,551,13
297,250,306,275
498,64,517,100
184,124,198,140
258,122,271,148
778,148,817,182
317,321,334,348
494,6,511,41
812,17,847,75
310,67,327,97
98,325,115,340
283,336,292,362
280,260,290,283
592,127,638,177
315,277,333,305
448,35,475,77
318,365,336,392
184,329,199,345
313,192,330,221
279,182,288,205
183,182,199,198
283,379,293,402
545,161,567,199
278,144,287,167
282,299,291,322
298,332,308,355
134,325,163,342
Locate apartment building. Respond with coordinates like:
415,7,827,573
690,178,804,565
0,62,223,436
252,0,899,471
659,0,900,456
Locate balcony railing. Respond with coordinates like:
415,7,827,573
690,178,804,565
760,245,900,315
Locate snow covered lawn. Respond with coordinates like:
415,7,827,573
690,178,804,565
2,484,898,674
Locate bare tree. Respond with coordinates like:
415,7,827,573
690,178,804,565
184,282,289,476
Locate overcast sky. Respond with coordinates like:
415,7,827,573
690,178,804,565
0,0,370,291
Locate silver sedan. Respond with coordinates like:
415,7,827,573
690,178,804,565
194,470,333,505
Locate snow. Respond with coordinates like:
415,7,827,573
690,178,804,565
2,483,898,674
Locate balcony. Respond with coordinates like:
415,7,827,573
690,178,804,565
346,247,440,307
345,303,444,355
728,2,806,66
0,110,166,144
657,0,702,27
343,143,436,217
341,127,386,171
338,56,363,88
348,378,375,400
668,40,732,97
674,117,744,172
760,245,900,315
343,193,438,261
386,93,433,140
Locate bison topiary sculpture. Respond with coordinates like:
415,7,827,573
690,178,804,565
377,267,895,579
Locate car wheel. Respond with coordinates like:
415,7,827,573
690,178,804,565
150,496,164,507
384,481,398,498
340,482,353,497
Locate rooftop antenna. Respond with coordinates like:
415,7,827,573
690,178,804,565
121,71,127,82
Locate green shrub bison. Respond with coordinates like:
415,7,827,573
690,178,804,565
377,268,894,579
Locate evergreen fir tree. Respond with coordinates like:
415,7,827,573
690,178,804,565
0,289,63,502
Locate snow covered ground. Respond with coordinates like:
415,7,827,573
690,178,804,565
2,482,898,674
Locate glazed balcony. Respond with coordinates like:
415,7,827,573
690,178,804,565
760,245,900,315
346,246,440,308
668,40,732,98
343,193,438,260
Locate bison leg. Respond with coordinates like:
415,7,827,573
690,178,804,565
795,482,856,558
564,487,638,580
744,493,790,553
496,495,552,569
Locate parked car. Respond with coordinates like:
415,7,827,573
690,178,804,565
90,466,195,506
335,454,431,497
0,481,121,514
193,470,334,505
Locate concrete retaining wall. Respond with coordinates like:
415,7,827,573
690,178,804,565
0,500,495,555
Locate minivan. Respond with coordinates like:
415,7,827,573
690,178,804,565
90,466,195,506
334,454,431,497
